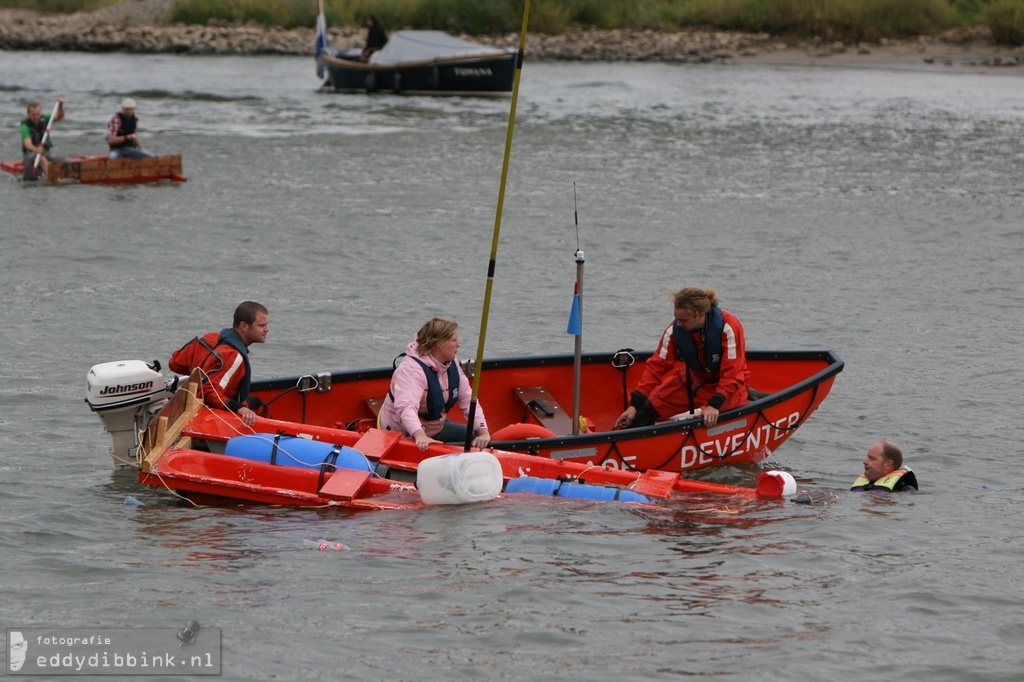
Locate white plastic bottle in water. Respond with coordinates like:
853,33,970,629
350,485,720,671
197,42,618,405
303,539,351,552
416,451,503,505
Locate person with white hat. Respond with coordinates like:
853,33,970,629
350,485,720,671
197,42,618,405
105,97,155,159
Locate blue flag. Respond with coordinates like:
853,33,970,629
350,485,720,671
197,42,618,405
315,1,328,79
567,293,581,335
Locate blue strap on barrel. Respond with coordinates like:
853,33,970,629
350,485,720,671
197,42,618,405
269,432,283,465
317,444,345,490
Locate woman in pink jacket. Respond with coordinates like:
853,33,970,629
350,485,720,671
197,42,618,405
380,317,491,452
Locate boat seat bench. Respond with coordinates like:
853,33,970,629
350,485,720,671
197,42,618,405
513,386,574,434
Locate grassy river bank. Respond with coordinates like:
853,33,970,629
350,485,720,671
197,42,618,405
1,0,1022,71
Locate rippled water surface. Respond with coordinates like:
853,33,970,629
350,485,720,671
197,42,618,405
1,52,1022,680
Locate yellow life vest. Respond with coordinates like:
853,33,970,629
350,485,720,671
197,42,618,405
851,467,917,492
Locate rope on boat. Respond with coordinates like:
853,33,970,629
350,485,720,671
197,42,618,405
143,467,202,507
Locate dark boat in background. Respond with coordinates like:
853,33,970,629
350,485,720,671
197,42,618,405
319,30,516,96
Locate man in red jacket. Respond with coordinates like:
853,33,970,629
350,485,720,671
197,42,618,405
616,286,750,429
169,301,269,426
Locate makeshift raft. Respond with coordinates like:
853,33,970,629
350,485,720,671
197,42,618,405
1,155,186,184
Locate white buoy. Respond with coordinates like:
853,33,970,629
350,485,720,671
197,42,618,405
416,452,503,505
756,470,798,497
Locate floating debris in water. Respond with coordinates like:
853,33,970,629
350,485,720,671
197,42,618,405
789,490,840,505
303,539,351,552
123,495,144,506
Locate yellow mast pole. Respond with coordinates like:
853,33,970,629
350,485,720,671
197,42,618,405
464,0,531,451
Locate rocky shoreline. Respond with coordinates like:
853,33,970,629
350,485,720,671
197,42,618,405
2,2,1022,72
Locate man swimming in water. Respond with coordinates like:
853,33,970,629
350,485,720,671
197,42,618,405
851,440,918,492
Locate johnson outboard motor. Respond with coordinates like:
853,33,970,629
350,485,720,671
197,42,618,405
86,360,176,469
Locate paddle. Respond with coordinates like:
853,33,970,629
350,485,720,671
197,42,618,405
28,99,62,181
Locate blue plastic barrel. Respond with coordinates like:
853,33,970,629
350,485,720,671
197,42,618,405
504,476,562,496
504,476,654,504
557,482,651,503
223,435,371,472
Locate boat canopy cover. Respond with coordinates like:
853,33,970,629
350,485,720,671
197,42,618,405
369,31,510,65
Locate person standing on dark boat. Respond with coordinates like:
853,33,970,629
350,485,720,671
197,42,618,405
20,98,65,178
360,15,388,61
851,440,918,492
615,286,750,430
168,301,270,428
106,98,156,160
